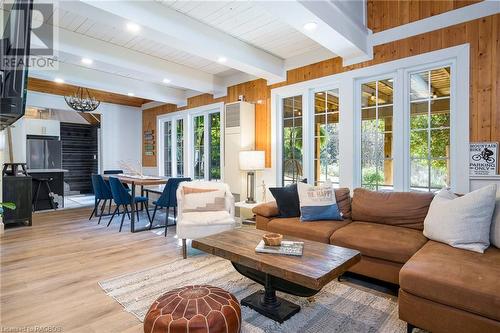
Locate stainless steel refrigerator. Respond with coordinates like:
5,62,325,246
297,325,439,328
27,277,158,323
26,136,62,169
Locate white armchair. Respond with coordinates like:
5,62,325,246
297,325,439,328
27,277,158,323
176,181,236,258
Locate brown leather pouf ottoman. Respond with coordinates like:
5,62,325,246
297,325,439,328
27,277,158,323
144,285,241,333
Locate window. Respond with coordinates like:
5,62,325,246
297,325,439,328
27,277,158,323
314,89,340,186
209,113,221,180
410,67,451,191
176,119,184,177
193,115,205,180
163,121,172,177
273,45,468,192
361,79,394,191
282,95,303,185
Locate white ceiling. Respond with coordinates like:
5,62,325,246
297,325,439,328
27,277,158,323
159,1,327,59
25,0,370,105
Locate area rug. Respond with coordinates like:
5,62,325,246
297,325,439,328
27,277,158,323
99,255,408,333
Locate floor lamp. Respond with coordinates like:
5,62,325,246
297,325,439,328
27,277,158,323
239,151,265,204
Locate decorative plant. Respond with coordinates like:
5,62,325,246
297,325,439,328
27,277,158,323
0,202,16,216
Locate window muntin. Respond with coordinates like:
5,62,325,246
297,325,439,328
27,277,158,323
361,79,394,191
314,89,339,186
410,67,451,191
282,95,303,185
193,115,205,180
163,121,172,177
209,113,221,180
176,119,184,177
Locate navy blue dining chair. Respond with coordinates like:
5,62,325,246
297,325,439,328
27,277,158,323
107,177,151,232
103,169,130,190
150,177,191,236
90,174,114,224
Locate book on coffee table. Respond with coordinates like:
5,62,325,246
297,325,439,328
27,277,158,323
255,240,304,256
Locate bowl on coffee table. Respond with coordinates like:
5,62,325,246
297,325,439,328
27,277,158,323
263,233,283,246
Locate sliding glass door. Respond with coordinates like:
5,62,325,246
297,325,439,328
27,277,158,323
282,95,303,185
191,109,222,181
160,116,186,178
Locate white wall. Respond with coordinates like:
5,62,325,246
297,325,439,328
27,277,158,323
26,91,142,172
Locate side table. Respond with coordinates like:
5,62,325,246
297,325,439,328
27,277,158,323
235,201,261,225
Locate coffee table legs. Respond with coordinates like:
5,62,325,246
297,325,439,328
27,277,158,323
241,273,301,323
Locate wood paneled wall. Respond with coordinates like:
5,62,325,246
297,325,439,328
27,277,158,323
28,78,150,107
143,3,498,170
142,103,177,166
367,0,482,33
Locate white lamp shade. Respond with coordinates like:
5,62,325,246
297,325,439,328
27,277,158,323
239,150,265,171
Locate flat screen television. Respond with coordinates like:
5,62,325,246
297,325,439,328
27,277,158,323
0,0,33,130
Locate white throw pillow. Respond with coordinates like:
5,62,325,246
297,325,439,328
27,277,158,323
423,184,497,253
297,182,343,221
490,198,500,248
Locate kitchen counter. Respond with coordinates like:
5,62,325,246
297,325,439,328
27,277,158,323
27,169,69,173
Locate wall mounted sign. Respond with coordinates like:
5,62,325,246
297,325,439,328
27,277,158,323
469,142,498,176
144,130,155,156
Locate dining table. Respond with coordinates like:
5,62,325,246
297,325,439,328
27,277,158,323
101,174,168,232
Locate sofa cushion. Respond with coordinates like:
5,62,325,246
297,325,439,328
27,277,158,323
266,217,351,243
330,221,428,264
297,182,343,221
351,188,434,230
335,188,352,220
252,201,279,218
423,185,496,253
400,241,500,321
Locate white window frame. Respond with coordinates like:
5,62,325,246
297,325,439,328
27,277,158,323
355,73,399,190
157,102,224,181
270,44,469,193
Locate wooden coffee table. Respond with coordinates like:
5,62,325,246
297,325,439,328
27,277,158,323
192,228,361,323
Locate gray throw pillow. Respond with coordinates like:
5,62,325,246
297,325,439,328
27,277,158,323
423,184,497,253
490,197,500,248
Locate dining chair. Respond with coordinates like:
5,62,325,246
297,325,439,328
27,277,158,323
103,169,130,190
150,177,191,236
90,174,114,224
107,177,151,232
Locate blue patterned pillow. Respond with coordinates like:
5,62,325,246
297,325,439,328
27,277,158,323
297,182,343,221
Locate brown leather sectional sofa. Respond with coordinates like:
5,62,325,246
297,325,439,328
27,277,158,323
253,188,500,333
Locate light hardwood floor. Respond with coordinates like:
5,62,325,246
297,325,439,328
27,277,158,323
1,207,181,332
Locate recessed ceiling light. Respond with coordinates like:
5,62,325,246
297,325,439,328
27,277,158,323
81,58,93,65
127,92,135,97
54,77,64,83
303,22,317,31
126,22,141,33
217,56,227,63
162,78,171,84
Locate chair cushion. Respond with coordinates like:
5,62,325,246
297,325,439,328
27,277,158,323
134,196,148,202
330,221,428,264
266,217,351,243
182,211,234,226
400,241,500,321
183,189,226,212
351,188,434,230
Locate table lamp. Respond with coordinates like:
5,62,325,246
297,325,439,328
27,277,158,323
239,150,265,203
